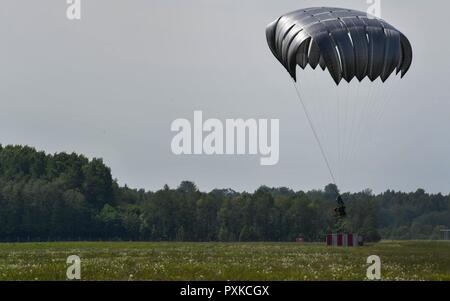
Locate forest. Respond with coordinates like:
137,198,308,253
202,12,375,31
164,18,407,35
0,145,448,242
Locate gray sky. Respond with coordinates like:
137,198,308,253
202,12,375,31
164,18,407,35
1,0,449,194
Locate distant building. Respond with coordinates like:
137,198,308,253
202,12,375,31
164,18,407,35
296,235,304,243
326,233,361,247
441,229,450,241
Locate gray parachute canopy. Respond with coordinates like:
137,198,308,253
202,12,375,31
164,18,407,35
266,7,412,84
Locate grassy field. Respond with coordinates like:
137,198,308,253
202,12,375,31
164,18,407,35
0,241,449,281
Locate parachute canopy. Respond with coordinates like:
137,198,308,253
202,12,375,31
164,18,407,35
266,7,412,84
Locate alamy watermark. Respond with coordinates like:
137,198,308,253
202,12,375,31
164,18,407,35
367,0,382,19
171,111,279,166
66,0,81,20
366,255,381,280
66,255,81,280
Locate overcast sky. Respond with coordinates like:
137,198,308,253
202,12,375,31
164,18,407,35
1,0,449,193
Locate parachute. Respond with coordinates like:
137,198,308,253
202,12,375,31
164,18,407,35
266,7,412,84
266,7,413,217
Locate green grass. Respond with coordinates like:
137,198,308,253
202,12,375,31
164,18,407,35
0,241,449,281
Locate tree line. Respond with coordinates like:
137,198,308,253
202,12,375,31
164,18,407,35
0,145,448,242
